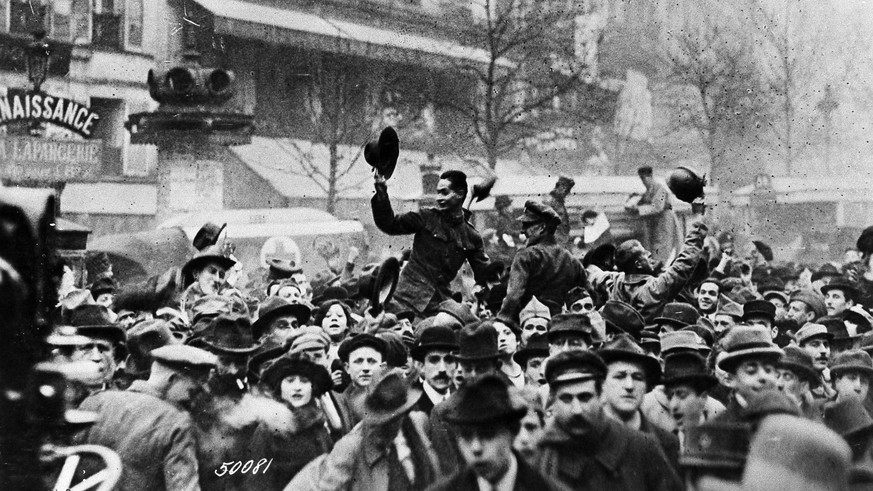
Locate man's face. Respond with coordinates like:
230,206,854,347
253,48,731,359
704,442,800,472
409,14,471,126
514,408,544,461
801,338,831,372
321,304,349,341
551,379,602,438
345,347,383,387
787,301,815,325
713,314,737,333
548,333,589,356
420,350,456,393
569,297,595,314
697,282,719,314
601,361,647,419
393,318,414,341
727,359,777,400
520,319,548,346
276,285,303,302
436,178,464,212
195,261,227,295
768,297,788,321
300,346,329,369
825,289,853,317
745,315,772,331
633,246,655,275
835,371,871,402
776,368,808,403
266,315,299,342
82,339,117,383
667,383,707,432
94,292,115,309
494,322,518,356
456,425,515,483
524,356,547,387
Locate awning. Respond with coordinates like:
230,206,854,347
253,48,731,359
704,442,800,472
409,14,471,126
192,0,513,69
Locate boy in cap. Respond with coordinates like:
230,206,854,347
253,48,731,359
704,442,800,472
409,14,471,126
831,350,873,404
429,375,572,491
535,349,682,490
777,346,824,421
713,325,784,422
497,200,586,322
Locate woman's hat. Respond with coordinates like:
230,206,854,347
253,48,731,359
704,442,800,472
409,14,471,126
444,374,527,426
362,369,421,425
192,222,226,251
829,350,873,379
260,356,332,398
600,300,645,339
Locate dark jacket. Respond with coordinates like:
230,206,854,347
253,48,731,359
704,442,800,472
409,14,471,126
535,415,683,491
426,450,573,491
639,414,681,475
587,222,708,323
546,192,571,244
498,235,586,321
428,392,463,476
334,383,367,432
76,381,200,491
372,189,490,315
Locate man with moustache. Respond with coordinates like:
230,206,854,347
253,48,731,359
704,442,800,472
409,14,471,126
795,322,837,401
410,325,458,415
535,350,682,490
776,346,824,421
77,345,216,491
712,325,784,422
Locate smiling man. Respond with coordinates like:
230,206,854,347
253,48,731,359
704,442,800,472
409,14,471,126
695,278,721,318
714,325,784,422
372,169,490,318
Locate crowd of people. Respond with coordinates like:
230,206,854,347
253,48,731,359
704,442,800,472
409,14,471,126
35,166,873,491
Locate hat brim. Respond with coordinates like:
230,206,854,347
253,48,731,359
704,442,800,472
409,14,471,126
830,365,873,379
513,347,549,367
370,257,400,314
763,291,789,303
662,373,718,391
821,283,859,298
363,386,422,425
777,361,821,387
201,339,261,355
599,350,662,386
455,352,500,362
364,127,399,179
251,304,312,339
182,255,237,283
718,347,783,372
653,318,691,329
444,407,527,426
410,343,458,362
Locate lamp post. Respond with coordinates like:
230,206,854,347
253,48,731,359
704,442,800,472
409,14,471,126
26,30,51,136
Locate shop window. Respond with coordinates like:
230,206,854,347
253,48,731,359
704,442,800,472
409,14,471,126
9,0,48,35
92,0,122,50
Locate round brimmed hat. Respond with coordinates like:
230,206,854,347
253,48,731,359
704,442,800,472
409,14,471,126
811,263,841,283
192,222,226,251
795,322,834,345
680,421,752,470
364,126,400,179
821,276,860,300
126,319,180,376
600,300,645,339
513,334,549,367
198,313,261,355
790,290,827,320
597,334,661,387
662,352,717,391
777,346,820,387
660,329,707,356
455,321,499,361
69,304,127,353
824,398,873,440
654,302,700,329
717,325,783,372
181,245,237,286
410,325,458,361
362,369,421,425
260,356,332,398
337,333,387,363
830,350,873,379
545,349,607,388
444,374,527,426
251,296,312,340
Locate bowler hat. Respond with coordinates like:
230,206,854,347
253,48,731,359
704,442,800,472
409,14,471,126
821,276,860,300
69,304,127,350
517,200,561,226
830,350,873,379
751,240,774,262
742,300,776,323
192,222,226,251
261,356,332,398
717,325,783,372
654,302,700,329
199,313,261,355
547,313,594,344
662,352,717,391
844,306,873,336
456,321,499,362
795,322,834,345
858,226,873,255
472,176,497,203
444,374,527,426
362,369,421,425
666,166,706,203
824,398,873,441
812,263,841,283
410,325,458,361
337,333,387,363
364,127,400,179
600,300,645,339
251,296,312,340
266,258,302,281
545,349,606,387
126,319,180,376
181,245,236,286
513,334,549,367
598,334,661,386
789,290,827,319
248,346,286,379
680,421,751,470
777,346,820,387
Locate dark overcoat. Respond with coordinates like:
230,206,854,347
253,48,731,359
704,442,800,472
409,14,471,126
426,450,573,491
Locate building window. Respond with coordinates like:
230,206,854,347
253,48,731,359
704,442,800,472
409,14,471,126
9,0,48,35
125,0,143,49
92,0,122,50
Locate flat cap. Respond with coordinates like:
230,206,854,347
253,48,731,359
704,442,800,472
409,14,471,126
545,349,607,387
151,345,217,369
517,200,561,226
790,290,827,320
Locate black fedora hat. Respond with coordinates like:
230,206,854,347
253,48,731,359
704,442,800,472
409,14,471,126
337,333,387,363
69,304,127,349
821,276,860,300
199,313,260,355
661,352,717,391
362,368,421,425
600,300,645,339
410,325,458,361
192,222,226,251
364,127,400,179
513,334,549,367
357,257,400,315
251,296,312,340
778,346,820,388
181,245,236,286
666,166,706,203
444,374,526,426
742,299,777,323
471,176,497,203
456,321,499,362
597,334,662,387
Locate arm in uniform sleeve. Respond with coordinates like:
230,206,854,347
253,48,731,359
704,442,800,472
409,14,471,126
164,421,202,491
371,186,424,235
497,249,532,321
467,235,491,286
647,221,708,302
638,185,667,216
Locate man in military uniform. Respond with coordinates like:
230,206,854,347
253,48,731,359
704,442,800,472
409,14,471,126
546,176,575,244
498,201,586,321
77,345,216,491
372,170,490,318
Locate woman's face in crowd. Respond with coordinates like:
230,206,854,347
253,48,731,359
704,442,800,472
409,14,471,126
195,262,226,295
280,375,313,408
495,321,518,356
321,304,349,338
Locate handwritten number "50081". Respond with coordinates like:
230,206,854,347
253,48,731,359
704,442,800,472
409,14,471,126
214,458,273,476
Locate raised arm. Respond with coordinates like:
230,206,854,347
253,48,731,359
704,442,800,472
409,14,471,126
371,175,424,235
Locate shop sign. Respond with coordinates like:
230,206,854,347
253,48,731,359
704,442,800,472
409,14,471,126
0,136,103,181
0,90,100,138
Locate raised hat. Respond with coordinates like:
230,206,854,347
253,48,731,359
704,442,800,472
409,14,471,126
362,368,421,425
192,222,226,251
830,349,873,379
547,313,594,343
368,256,400,315
199,313,260,355
751,240,773,262
821,276,860,300
444,374,527,426
337,333,387,363
151,344,217,370
824,397,873,440
517,200,561,226
654,302,700,328
364,126,400,179
456,321,499,361
545,349,607,387
472,176,497,203
181,245,236,287
790,290,827,320
600,300,645,339
717,325,783,372
777,346,820,387
742,300,776,322
513,334,549,367
260,356,332,398
598,334,661,387
519,296,551,326
811,263,841,283
666,166,706,203
410,325,458,361
680,421,752,470
662,352,717,391
795,322,834,345
251,296,312,340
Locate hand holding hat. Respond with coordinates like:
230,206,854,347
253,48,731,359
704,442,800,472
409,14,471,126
365,127,399,180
